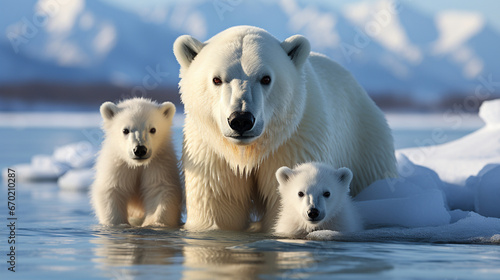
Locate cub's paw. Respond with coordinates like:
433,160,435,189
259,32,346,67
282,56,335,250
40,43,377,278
305,230,342,241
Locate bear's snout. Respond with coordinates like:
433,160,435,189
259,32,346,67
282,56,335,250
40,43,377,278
307,208,320,220
133,145,148,158
227,111,255,134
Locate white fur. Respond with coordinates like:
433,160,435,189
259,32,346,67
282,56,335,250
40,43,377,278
173,26,396,231
274,162,363,238
90,97,182,227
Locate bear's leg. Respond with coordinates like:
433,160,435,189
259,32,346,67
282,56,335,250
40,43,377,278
255,170,283,232
183,166,253,231
141,181,182,228
257,197,281,232
92,188,129,226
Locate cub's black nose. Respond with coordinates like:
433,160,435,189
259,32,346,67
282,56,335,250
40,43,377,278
228,112,255,134
133,145,147,157
307,208,319,219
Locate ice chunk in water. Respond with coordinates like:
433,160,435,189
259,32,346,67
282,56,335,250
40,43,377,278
467,164,500,218
52,141,97,169
58,168,95,191
479,99,500,125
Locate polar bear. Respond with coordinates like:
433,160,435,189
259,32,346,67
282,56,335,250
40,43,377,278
173,26,396,231
274,163,363,238
90,97,183,227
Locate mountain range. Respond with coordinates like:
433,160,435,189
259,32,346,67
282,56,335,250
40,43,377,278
1,0,499,106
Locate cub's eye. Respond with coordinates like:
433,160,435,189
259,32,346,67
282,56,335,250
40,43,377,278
260,75,271,85
298,191,304,197
323,191,330,198
150,128,156,134
213,77,222,86
122,128,129,135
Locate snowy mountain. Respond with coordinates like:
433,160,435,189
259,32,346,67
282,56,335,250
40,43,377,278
1,0,182,86
1,0,499,103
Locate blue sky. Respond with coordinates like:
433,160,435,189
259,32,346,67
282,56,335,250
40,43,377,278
103,0,500,33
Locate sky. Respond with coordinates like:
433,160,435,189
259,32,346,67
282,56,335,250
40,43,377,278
103,0,500,33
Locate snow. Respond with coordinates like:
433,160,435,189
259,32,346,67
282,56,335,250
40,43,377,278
470,164,500,218
308,212,500,244
432,11,485,54
479,99,500,125
3,140,97,183
354,154,451,228
399,100,500,185
3,100,500,243
342,0,422,64
280,0,340,49
431,11,485,78
11,155,70,182
58,168,95,191
35,0,84,35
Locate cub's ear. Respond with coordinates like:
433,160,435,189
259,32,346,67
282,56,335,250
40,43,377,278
160,102,176,120
335,167,353,186
173,35,205,69
100,102,118,121
276,166,294,187
280,35,310,68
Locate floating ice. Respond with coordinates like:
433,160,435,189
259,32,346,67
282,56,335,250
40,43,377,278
468,164,500,218
310,100,500,242
306,212,500,244
355,190,451,228
354,154,451,228
3,141,96,182
399,99,500,185
3,155,70,182
52,141,97,169
58,168,95,191
396,99,500,221
479,99,500,125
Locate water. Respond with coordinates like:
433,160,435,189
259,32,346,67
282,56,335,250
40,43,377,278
1,126,499,279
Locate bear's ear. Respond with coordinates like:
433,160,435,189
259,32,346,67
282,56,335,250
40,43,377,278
280,35,310,68
173,35,205,69
100,102,118,121
160,102,176,120
335,167,353,186
276,166,294,186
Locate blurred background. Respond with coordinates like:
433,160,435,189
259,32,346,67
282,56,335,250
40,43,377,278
1,0,500,112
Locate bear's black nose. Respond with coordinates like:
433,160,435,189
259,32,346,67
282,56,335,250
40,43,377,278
228,112,255,134
133,145,147,157
307,208,319,219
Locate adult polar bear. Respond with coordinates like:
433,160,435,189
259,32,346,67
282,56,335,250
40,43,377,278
174,26,397,231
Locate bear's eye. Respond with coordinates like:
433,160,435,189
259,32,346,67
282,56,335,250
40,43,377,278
122,128,129,135
323,191,330,198
260,75,271,85
298,191,304,197
150,128,156,134
213,77,222,86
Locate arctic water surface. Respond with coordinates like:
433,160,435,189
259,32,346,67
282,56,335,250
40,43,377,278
1,122,500,279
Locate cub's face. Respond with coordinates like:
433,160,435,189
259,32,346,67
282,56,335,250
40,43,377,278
174,27,311,147
276,163,353,226
100,99,175,167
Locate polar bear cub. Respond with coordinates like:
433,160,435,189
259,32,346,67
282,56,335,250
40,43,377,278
91,97,183,227
274,162,363,238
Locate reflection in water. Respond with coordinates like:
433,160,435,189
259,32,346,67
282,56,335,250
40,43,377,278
91,226,183,279
181,231,279,280
90,227,393,279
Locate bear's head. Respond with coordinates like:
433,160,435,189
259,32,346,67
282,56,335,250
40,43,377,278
173,26,311,169
100,98,176,167
276,163,353,226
